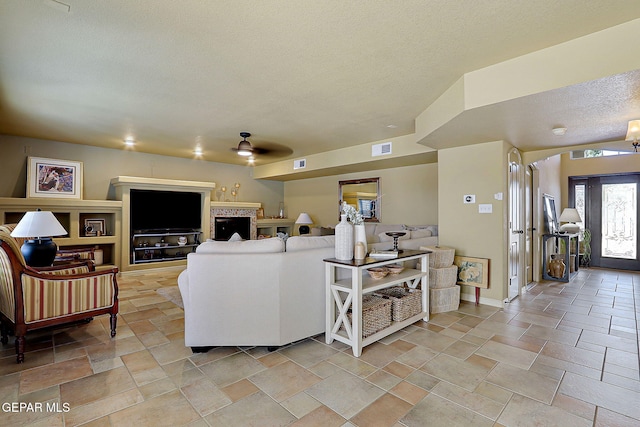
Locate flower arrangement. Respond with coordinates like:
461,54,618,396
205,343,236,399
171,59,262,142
341,201,364,225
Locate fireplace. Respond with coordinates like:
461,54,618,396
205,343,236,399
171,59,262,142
214,217,250,241
210,203,260,240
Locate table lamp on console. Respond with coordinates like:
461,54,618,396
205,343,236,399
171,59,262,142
295,212,313,235
558,208,582,234
11,209,68,267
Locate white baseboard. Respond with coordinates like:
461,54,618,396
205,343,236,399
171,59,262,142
460,293,503,308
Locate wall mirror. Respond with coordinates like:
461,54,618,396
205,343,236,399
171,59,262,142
543,193,558,234
339,178,381,222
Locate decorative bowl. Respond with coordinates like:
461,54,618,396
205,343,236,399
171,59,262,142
367,267,389,279
386,264,404,274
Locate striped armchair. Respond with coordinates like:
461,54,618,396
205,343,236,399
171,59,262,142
0,224,119,363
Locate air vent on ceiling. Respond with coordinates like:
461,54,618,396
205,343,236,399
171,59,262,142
293,159,306,169
372,142,392,157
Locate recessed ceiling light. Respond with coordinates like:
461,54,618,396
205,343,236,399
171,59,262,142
386,124,398,129
193,146,203,156
552,127,567,136
124,137,136,146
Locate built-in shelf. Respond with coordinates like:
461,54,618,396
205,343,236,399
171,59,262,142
0,197,122,269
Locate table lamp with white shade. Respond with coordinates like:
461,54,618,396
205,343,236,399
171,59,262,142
10,209,68,267
558,208,582,234
295,212,313,235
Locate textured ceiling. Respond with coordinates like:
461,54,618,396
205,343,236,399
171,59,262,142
1,0,640,166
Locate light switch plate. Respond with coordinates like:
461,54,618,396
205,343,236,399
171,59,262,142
463,195,476,204
479,204,493,213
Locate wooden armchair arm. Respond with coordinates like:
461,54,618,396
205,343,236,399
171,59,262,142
30,260,96,274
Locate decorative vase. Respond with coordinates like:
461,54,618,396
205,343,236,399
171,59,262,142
354,224,367,257
549,254,565,278
335,214,353,260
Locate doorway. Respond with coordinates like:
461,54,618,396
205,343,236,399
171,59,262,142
569,174,640,270
508,149,524,301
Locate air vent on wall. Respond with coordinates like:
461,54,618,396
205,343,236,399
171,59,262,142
293,159,306,169
372,142,392,157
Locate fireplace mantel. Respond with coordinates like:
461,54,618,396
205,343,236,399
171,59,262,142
210,202,261,209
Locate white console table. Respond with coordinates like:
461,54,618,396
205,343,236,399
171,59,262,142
324,249,431,357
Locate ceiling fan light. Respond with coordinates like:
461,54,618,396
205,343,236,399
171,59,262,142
237,139,253,156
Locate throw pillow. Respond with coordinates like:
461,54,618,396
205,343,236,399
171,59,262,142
228,232,243,242
410,229,432,239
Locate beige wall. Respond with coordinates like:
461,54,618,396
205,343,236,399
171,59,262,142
284,163,438,230
0,135,284,214
560,151,640,207
437,141,509,306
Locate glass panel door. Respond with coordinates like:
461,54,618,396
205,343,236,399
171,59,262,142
579,174,640,270
601,183,636,260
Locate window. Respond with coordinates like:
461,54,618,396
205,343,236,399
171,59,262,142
570,149,632,159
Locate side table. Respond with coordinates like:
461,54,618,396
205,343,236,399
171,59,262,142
324,250,430,357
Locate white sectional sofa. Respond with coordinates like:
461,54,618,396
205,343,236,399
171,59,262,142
177,236,335,349
177,224,438,350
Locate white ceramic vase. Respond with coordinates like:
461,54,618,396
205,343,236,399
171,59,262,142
354,224,367,257
335,214,354,260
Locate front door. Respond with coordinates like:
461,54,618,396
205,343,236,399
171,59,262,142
570,174,640,270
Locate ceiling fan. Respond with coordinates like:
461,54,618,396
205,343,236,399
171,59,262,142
231,132,293,159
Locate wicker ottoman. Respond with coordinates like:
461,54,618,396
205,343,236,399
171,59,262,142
430,286,460,314
422,245,455,268
429,265,458,289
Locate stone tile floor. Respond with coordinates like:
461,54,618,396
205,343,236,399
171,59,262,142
0,267,638,426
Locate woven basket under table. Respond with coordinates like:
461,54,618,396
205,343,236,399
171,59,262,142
346,294,392,338
375,286,423,322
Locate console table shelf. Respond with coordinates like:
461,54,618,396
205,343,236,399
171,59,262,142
542,233,579,282
324,249,431,357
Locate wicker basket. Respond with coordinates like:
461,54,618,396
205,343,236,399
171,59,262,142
429,265,458,289
422,245,455,268
429,286,460,314
346,295,392,337
375,287,422,321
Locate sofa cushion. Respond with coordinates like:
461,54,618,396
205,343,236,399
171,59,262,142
197,237,285,253
409,229,432,239
286,235,335,252
404,224,438,236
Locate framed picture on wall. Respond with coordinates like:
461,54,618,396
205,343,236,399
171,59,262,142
453,255,490,288
27,157,83,199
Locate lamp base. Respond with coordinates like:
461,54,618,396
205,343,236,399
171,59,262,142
559,223,580,234
299,225,310,235
21,238,58,267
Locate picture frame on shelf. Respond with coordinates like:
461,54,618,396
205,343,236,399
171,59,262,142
84,218,105,237
453,255,489,288
256,208,264,219
27,157,83,199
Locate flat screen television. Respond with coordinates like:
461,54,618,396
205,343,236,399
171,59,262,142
130,189,202,232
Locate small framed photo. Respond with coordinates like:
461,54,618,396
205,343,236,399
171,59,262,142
256,208,264,219
84,219,105,237
453,256,490,288
27,157,83,199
